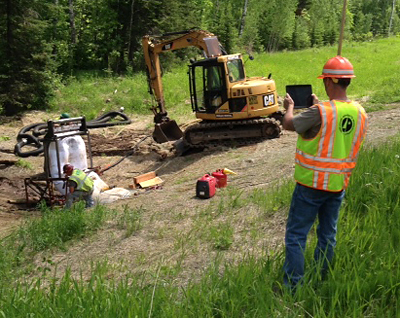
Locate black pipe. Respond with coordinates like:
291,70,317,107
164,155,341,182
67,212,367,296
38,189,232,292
14,111,132,158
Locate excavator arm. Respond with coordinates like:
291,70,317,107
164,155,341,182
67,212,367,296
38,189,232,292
142,29,224,124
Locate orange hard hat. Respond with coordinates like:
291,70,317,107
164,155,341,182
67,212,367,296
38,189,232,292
63,163,74,174
317,56,355,79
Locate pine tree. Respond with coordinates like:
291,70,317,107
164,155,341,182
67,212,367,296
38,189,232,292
0,0,56,115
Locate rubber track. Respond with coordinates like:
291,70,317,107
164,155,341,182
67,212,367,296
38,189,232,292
183,117,281,148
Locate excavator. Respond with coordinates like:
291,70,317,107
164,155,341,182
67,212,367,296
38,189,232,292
142,29,283,148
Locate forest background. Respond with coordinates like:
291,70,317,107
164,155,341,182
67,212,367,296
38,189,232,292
0,0,399,116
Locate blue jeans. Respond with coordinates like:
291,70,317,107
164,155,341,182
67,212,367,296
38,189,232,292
283,183,345,288
65,190,94,209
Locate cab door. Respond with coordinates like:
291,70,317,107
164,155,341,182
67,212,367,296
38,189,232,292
189,60,227,114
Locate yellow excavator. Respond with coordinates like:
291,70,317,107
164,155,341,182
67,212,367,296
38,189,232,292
142,29,283,148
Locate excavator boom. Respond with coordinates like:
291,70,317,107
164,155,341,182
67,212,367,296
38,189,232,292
142,29,224,143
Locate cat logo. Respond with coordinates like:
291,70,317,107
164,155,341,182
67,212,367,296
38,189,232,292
263,94,275,107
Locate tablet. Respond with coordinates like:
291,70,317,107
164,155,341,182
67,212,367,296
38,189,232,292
286,85,313,109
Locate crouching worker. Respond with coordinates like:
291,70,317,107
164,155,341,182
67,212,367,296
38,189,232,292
63,164,95,208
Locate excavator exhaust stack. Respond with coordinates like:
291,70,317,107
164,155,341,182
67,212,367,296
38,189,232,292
153,120,183,143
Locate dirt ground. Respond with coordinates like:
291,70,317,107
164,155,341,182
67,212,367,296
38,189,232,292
1,105,400,281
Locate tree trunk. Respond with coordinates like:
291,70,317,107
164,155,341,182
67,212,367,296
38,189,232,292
52,0,59,55
128,0,135,63
388,0,396,36
68,0,76,45
6,0,13,51
239,0,249,37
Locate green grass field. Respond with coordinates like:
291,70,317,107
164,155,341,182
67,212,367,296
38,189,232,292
251,37,400,107
50,37,400,121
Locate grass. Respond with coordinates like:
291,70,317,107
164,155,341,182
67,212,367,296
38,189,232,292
0,201,114,283
2,134,400,316
0,136,400,317
207,222,234,250
247,37,400,109
2,39,400,316
116,204,143,237
50,65,191,121
17,201,109,252
15,158,33,170
50,37,400,122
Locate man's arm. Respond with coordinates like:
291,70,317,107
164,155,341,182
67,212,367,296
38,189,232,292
66,179,77,194
282,93,295,131
282,93,320,132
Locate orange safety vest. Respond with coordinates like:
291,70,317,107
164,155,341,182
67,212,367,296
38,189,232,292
294,100,368,192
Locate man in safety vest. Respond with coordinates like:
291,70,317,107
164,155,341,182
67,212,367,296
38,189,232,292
63,163,95,208
281,56,368,291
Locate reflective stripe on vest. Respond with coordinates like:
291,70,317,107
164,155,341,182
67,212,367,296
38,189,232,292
69,169,94,192
294,100,367,192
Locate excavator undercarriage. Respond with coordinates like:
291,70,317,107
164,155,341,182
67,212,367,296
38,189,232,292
183,116,282,148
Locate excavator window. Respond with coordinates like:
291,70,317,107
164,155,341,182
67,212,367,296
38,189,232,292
194,66,205,110
189,60,227,113
206,67,222,91
204,66,224,111
227,59,245,83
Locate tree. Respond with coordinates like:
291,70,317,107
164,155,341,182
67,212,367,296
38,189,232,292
293,16,311,49
238,0,249,37
0,0,56,115
256,0,297,51
239,2,263,52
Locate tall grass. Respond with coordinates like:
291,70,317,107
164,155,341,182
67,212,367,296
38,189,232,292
17,201,109,252
2,135,400,316
50,37,400,120
0,202,142,283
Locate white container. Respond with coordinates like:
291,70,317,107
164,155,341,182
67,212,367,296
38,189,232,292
65,136,88,171
47,135,88,194
48,139,69,193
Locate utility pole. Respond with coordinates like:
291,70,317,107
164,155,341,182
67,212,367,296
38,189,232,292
337,0,347,56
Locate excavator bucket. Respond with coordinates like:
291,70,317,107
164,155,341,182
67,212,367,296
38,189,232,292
153,120,183,143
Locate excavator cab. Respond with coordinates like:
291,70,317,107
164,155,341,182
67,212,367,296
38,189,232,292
189,58,228,113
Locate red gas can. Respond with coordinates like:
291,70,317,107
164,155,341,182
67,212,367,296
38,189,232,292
212,169,227,188
196,174,216,199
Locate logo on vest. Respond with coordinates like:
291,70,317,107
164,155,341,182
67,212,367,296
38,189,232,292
340,115,354,134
